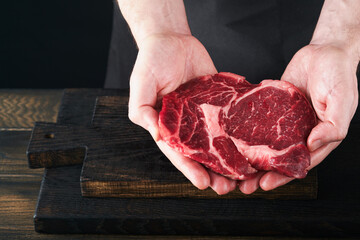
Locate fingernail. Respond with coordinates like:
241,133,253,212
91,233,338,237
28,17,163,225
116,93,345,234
310,139,323,152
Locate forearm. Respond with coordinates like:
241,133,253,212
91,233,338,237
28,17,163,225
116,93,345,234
311,0,360,62
117,0,191,45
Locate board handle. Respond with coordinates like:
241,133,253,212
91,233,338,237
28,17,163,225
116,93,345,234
27,122,86,168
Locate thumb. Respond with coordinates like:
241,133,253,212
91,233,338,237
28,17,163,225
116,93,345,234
128,105,160,141
307,120,347,152
128,53,160,141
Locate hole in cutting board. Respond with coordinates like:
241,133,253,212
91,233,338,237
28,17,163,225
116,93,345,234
44,133,55,139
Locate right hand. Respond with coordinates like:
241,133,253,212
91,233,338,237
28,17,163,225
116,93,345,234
128,33,237,194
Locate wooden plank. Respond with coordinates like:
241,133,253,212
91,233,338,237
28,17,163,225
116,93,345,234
56,88,127,126
2,132,279,240
0,131,44,178
26,118,317,198
34,129,360,237
27,89,359,236
84,96,317,199
0,89,325,239
27,123,88,168
91,95,129,127
26,89,127,168
0,131,43,238
26,93,317,198
0,89,62,130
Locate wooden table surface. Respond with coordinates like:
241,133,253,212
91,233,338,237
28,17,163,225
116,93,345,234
0,89,352,240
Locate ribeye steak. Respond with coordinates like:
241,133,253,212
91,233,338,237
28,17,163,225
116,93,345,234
158,72,317,179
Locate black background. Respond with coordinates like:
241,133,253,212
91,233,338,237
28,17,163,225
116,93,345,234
0,0,113,88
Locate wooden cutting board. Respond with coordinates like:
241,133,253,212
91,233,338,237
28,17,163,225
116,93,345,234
27,89,317,199
27,89,360,236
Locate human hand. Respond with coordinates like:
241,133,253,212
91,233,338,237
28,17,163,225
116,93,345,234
239,44,359,194
128,33,237,194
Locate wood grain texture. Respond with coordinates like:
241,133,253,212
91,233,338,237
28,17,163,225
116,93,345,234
27,93,317,199
0,89,328,239
91,95,129,127
26,89,128,168
1,131,280,239
27,121,317,199
27,123,88,168
0,89,62,130
0,131,44,178
27,89,360,236
56,88,128,126
0,131,43,238
86,96,317,198
34,121,360,237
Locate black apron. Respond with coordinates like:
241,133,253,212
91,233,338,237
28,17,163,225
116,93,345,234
104,0,324,88
104,0,360,125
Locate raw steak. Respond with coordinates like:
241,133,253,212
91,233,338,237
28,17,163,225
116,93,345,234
158,72,317,179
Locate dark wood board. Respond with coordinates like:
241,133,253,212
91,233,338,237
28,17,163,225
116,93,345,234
56,88,128,126
26,120,317,199
34,122,360,236
27,89,127,168
0,95,293,240
27,92,317,199
84,96,317,198
30,89,360,236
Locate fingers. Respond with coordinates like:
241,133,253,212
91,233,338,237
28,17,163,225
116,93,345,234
307,121,346,152
129,104,160,141
240,122,343,192
239,171,266,194
259,172,294,191
208,171,237,195
156,140,210,190
259,141,341,191
308,141,340,169
157,140,239,194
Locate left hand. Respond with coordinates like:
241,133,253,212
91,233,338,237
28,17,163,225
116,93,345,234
239,44,359,194
128,33,237,195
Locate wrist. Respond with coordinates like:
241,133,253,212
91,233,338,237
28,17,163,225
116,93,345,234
118,0,191,45
310,29,360,64
310,0,360,63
